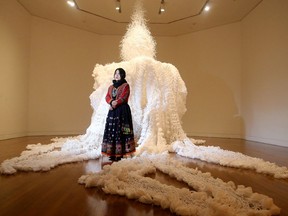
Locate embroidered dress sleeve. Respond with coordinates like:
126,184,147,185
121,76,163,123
105,86,113,104
114,84,130,108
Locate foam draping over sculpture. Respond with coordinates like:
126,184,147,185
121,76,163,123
1,1,287,214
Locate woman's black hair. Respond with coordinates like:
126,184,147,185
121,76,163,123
114,68,126,80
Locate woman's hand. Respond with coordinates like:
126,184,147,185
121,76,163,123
111,101,117,108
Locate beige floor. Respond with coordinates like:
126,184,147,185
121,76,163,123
0,136,287,216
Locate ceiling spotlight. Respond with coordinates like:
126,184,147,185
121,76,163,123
159,0,165,15
67,0,75,7
115,0,121,13
204,5,210,11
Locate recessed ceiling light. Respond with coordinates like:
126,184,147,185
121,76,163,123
204,5,210,11
159,0,165,15
67,0,75,7
115,0,121,13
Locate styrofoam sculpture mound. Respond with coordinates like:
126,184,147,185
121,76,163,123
0,1,287,180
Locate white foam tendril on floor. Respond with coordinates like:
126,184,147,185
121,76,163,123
79,154,281,216
0,0,287,182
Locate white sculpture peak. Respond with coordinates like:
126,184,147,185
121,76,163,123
120,0,156,61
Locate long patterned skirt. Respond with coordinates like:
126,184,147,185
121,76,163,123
101,103,136,157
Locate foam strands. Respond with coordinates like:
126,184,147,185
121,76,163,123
79,155,281,216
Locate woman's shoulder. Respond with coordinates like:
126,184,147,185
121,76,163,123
120,82,129,88
108,85,114,90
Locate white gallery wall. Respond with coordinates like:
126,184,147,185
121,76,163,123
0,0,30,139
241,0,288,147
28,17,102,135
0,0,287,147
174,23,242,138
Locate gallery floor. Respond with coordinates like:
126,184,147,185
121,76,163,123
0,136,287,216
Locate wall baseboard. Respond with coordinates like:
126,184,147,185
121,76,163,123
186,132,242,139
245,135,288,148
0,131,83,141
186,131,288,148
27,131,83,136
0,132,28,141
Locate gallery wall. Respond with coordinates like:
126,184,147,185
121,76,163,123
174,23,242,138
28,17,101,135
0,0,31,139
241,0,288,147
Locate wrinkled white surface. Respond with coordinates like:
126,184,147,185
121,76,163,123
79,155,281,216
172,139,288,179
1,1,287,181
120,1,156,61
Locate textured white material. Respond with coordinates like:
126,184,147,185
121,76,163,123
172,139,288,179
120,1,156,61
79,155,281,216
1,1,287,180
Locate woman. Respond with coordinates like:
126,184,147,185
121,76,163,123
101,68,136,161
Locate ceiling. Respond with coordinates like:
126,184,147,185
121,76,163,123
17,0,263,36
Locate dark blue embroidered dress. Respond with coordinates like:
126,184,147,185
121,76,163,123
101,82,136,158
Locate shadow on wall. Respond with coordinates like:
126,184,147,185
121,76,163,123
183,71,244,138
